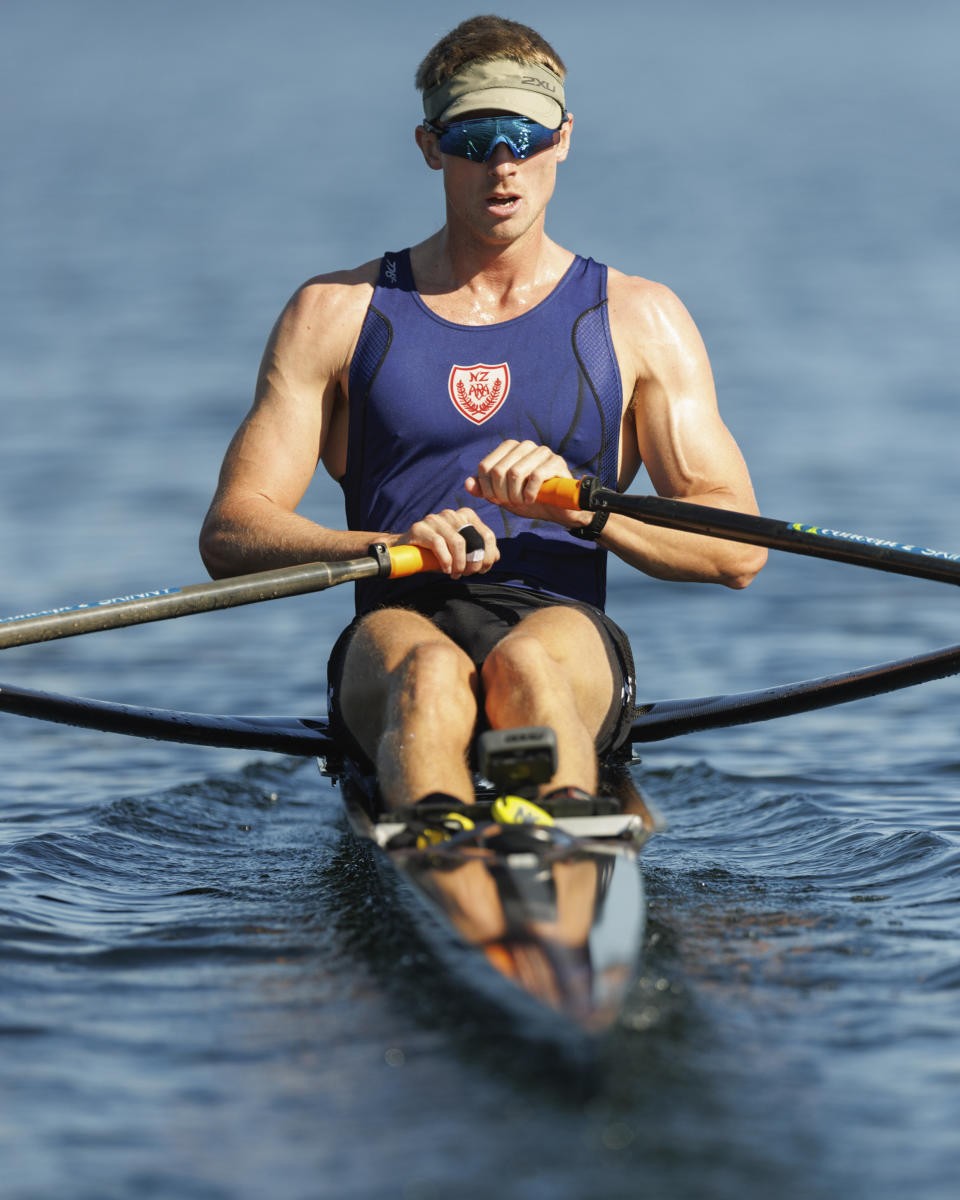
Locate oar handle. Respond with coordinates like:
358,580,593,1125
387,544,442,577
536,477,584,509
385,525,484,578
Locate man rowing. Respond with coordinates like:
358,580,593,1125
199,14,766,816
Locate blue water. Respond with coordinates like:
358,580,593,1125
2,1,959,1197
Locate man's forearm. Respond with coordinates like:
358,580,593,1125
198,496,393,579
595,498,767,590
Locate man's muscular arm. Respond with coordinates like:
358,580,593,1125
199,267,377,578
595,273,766,588
199,264,499,581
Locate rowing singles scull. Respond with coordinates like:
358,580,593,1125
5,478,960,1030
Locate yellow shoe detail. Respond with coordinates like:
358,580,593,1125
491,795,554,826
415,810,476,848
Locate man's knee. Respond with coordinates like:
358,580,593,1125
482,617,615,735
339,614,475,735
397,638,476,698
481,631,554,696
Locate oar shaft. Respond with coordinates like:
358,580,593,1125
0,558,380,649
0,542,445,651
540,477,960,588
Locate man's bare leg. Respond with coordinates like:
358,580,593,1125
480,607,616,796
337,608,479,808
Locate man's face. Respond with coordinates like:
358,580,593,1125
417,111,572,247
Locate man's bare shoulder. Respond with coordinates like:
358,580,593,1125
604,267,715,412
260,259,381,381
281,258,381,330
605,268,700,340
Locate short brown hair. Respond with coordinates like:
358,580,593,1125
415,14,566,93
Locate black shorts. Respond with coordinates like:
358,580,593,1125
326,580,637,770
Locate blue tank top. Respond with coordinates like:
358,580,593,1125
344,249,622,614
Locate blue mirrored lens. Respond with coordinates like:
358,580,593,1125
434,117,559,162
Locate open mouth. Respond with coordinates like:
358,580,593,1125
487,193,520,211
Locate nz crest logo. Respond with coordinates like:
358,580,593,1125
448,363,510,424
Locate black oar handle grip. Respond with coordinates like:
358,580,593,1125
461,525,484,560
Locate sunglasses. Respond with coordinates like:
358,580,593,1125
423,115,564,162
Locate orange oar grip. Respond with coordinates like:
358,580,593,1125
537,477,583,510
387,544,442,578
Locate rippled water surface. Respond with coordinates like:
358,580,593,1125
2,2,959,1198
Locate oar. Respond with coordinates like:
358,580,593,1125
0,538,471,652
538,477,960,587
8,479,954,653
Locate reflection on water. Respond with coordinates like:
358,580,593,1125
402,832,644,1030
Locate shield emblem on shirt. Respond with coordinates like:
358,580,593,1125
448,363,511,424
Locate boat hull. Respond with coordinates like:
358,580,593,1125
324,754,657,1032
